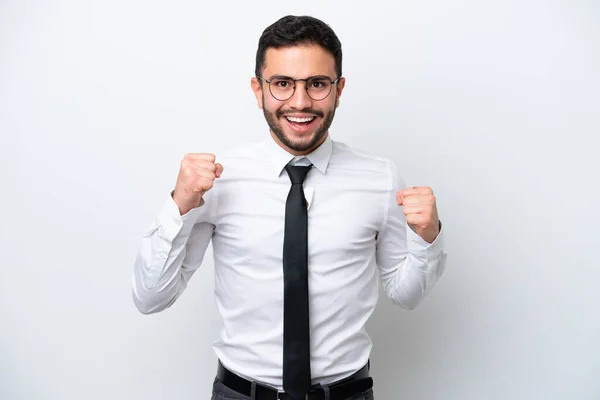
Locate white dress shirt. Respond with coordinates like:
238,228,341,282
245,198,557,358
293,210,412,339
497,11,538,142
132,134,447,389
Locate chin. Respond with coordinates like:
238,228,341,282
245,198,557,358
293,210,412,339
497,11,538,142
285,132,325,153
264,106,332,153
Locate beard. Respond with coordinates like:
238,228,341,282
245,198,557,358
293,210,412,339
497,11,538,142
262,98,336,153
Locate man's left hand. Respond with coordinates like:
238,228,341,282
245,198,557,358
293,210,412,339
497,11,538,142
396,186,440,244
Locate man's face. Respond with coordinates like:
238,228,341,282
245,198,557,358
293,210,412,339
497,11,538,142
251,45,346,155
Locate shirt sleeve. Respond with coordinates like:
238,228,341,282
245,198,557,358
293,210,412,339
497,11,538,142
132,190,216,314
375,160,447,309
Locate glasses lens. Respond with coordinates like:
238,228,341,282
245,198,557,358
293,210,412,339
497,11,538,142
306,78,332,100
266,77,335,101
269,78,295,100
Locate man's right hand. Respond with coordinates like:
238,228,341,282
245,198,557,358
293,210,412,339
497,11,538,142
172,153,223,215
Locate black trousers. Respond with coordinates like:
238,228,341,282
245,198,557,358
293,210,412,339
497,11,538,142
210,376,375,400
211,360,374,400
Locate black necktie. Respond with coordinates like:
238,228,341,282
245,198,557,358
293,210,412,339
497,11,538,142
282,164,312,400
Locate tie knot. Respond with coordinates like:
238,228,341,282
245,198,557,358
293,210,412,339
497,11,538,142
285,164,312,185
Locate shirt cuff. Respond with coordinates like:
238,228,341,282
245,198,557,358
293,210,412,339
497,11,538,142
146,194,203,242
406,220,445,259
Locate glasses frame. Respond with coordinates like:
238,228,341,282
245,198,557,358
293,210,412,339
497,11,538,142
257,75,341,101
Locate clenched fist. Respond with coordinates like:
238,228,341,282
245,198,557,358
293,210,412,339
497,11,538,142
396,186,440,243
172,153,223,215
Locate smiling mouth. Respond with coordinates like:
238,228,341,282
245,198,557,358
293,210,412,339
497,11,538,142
283,115,318,133
285,116,316,124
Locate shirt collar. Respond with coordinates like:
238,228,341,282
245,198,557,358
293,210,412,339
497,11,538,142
265,133,333,177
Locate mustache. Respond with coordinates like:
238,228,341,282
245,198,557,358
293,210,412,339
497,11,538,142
277,109,324,118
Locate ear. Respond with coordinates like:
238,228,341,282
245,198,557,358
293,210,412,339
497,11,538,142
334,77,346,108
250,77,264,109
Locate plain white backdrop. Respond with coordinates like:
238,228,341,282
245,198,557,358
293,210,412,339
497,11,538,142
1,0,599,399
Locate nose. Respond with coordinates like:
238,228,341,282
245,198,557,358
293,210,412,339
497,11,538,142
288,81,313,110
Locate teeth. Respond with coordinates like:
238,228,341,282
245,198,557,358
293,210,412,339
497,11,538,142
286,116,315,123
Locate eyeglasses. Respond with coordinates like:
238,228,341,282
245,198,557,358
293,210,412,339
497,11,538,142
257,75,341,101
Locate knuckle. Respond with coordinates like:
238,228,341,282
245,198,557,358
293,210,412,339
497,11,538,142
182,157,194,168
206,162,217,171
204,153,216,162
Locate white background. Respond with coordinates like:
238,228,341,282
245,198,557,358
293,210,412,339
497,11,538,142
1,0,599,399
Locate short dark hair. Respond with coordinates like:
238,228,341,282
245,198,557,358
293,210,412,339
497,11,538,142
255,15,343,79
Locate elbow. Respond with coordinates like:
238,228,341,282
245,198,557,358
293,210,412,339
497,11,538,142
132,289,161,315
132,289,176,315
136,306,162,315
382,262,444,310
132,273,159,314
384,279,427,310
131,260,180,315
133,294,157,315
389,293,423,310
131,280,178,315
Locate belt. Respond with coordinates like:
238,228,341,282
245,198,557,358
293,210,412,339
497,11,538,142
216,361,373,400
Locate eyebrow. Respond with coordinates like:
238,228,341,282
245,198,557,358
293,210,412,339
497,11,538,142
267,74,333,81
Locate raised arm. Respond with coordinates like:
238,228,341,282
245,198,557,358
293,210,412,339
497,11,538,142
132,153,223,314
375,160,447,309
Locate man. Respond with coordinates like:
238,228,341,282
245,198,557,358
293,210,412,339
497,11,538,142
133,15,447,400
